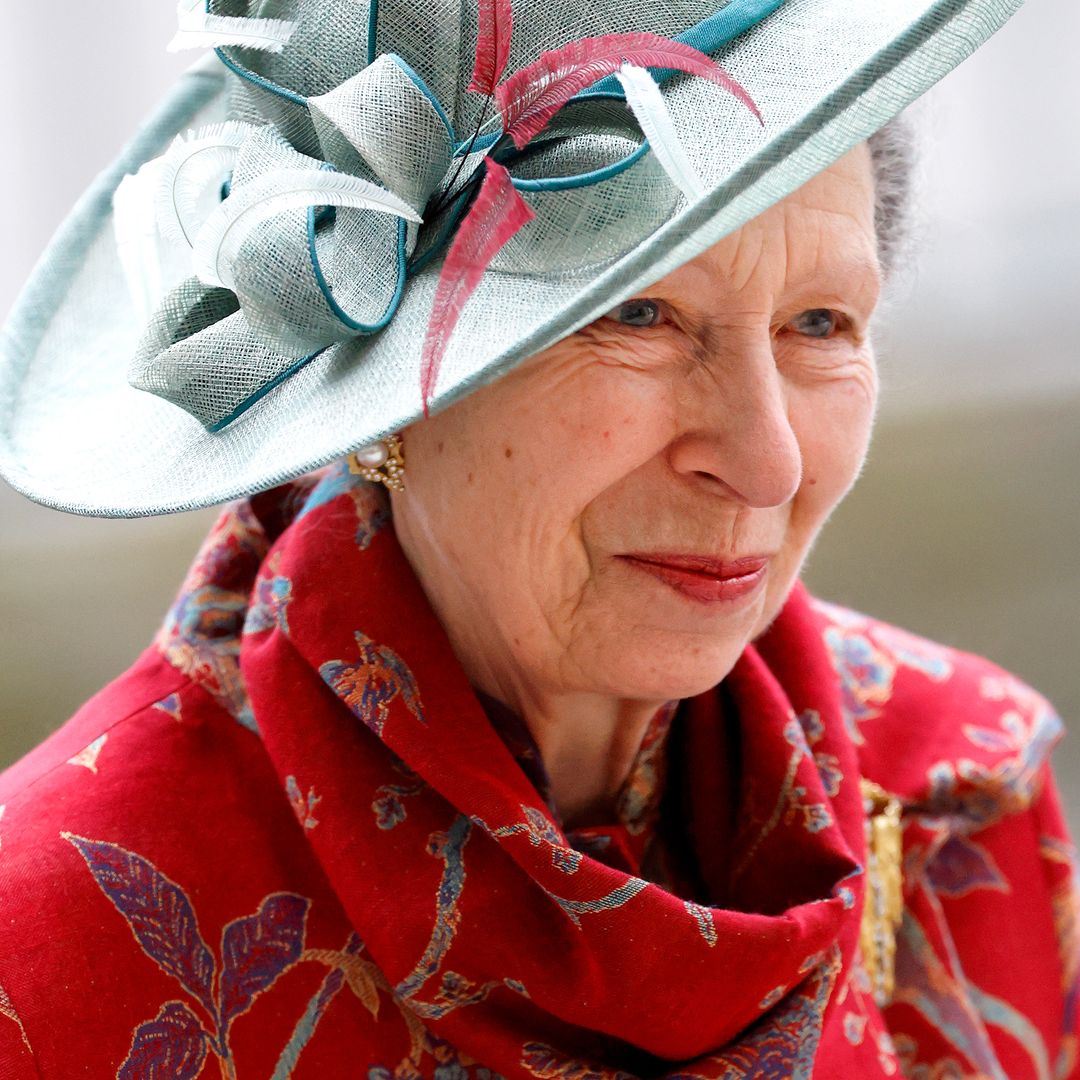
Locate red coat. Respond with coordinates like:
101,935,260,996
0,467,1076,1078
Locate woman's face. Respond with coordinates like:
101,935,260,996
392,145,881,705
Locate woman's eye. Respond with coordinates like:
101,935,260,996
604,298,663,328
786,309,842,338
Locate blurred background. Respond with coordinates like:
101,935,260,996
1,3,1078,828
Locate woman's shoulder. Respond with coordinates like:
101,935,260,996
806,596,1064,809
0,649,292,912
0,650,349,1074
0,643,323,893
0,647,239,812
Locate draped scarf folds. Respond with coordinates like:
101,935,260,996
234,464,870,1077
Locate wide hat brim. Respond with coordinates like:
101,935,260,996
0,0,1022,517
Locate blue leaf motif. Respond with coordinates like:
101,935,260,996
118,1000,210,1080
373,790,408,830
63,834,216,1019
434,1067,470,1080
219,893,310,1028
520,1044,635,1079
962,724,1015,752
926,836,1009,898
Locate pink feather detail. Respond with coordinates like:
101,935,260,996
419,159,535,414
468,0,514,96
496,32,762,149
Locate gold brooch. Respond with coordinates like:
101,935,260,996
859,778,904,1007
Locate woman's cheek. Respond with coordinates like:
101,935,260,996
793,377,877,512
544,355,676,450
582,328,681,373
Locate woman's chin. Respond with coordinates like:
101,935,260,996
562,564,798,700
576,636,753,703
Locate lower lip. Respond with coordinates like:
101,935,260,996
619,557,768,605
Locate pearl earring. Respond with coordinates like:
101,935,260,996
347,433,405,491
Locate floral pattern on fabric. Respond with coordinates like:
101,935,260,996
59,828,500,1079
897,898,1060,1080
835,956,903,1075
372,757,428,831
473,693,681,883
294,465,391,550
664,946,845,1080
63,832,310,1078
901,670,1066,903
319,631,427,736
1043,835,1080,1015
0,464,1075,1078
245,552,294,636
286,776,322,831
0,979,31,1056
152,692,183,721
807,603,1078,1080
66,732,108,774
156,501,269,733
814,599,953,746
614,701,678,837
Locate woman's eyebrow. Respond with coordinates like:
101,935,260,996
781,257,881,313
785,254,882,295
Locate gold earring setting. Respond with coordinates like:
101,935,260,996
348,434,405,491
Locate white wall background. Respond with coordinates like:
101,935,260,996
875,0,1080,409
0,3,1078,818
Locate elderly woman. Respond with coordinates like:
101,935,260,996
0,0,1075,1077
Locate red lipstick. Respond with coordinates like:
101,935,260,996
617,553,769,604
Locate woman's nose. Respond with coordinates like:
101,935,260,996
666,344,802,508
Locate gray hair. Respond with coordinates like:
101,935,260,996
867,114,916,281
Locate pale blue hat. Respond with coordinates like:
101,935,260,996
0,0,1023,516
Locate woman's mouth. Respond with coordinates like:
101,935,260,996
616,553,769,605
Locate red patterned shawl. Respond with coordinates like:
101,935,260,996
0,464,1075,1079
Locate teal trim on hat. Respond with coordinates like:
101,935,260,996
581,0,788,98
508,136,650,192
410,131,651,281
207,348,329,433
406,186,474,277
207,0,307,107
461,0,787,154
387,54,456,141
676,0,788,54
214,1,785,145
214,45,308,106
367,0,380,64
306,207,409,332
455,129,501,156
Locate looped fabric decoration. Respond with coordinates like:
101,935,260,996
115,0,777,430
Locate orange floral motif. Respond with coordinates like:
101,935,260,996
320,630,426,736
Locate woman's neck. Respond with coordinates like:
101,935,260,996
487,687,666,830
390,513,668,828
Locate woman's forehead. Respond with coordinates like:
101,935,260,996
658,148,880,302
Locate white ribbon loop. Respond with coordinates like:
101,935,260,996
157,122,264,247
168,0,298,54
191,167,423,289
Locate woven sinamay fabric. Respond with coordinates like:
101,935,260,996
0,465,1076,1077
0,0,1028,517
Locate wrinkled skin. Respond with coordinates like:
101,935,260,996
392,145,882,826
